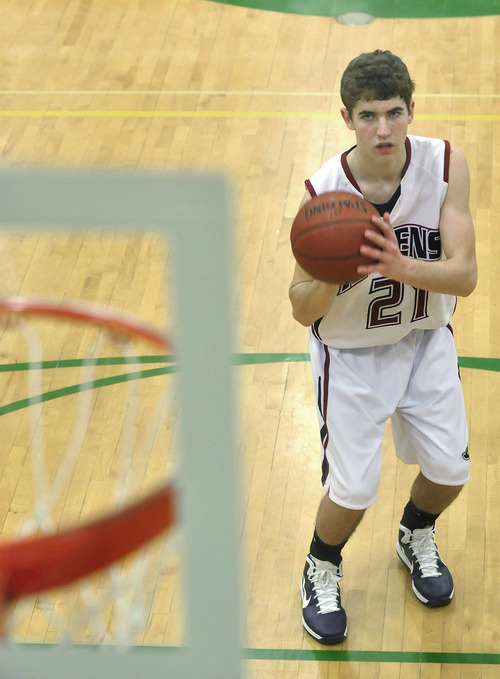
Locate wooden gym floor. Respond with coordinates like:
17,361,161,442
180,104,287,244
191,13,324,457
0,1,499,677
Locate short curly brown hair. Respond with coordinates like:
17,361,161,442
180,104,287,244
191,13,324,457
340,50,415,116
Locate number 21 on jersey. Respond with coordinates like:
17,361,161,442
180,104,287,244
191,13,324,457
366,278,429,329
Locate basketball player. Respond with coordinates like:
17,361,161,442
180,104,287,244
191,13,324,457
289,50,477,645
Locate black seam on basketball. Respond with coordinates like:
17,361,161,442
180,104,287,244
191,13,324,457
296,253,368,262
291,218,371,245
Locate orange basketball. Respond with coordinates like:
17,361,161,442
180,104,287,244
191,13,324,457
290,191,381,284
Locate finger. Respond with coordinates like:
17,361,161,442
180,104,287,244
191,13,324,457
357,263,381,276
360,243,383,260
371,213,392,231
363,228,386,247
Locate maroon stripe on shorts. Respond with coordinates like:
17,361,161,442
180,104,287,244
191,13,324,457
320,344,330,486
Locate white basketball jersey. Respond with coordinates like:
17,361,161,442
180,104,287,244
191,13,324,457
305,135,457,349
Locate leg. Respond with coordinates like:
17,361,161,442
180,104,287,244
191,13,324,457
315,493,365,547
397,472,461,608
304,335,388,644
391,328,470,607
410,471,463,514
301,495,365,646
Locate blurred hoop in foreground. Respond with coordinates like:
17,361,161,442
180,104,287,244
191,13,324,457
0,296,177,643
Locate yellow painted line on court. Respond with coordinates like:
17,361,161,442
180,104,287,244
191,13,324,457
420,113,500,121
2,110,325,118
0,90,499,98
0,110,498,121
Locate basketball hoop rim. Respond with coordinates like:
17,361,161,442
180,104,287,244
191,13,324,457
0,482,177,604
0,296,172,352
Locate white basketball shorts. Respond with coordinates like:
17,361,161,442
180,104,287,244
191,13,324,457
309,325,470,510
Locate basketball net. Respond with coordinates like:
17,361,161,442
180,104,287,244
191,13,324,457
0,296,179,645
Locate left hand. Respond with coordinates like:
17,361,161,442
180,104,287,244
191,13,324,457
357,212,406,280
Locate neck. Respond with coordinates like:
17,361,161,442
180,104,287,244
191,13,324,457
349,142,407,182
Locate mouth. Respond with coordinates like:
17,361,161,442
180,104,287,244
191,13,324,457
376,142,394,153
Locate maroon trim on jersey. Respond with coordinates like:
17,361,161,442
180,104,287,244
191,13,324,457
401,137,412,178
443,140,451,183
340,139,412,193
306,137,412,198
305,179,317,197
340,146,361,192
445,322,462,380
311,317,323,340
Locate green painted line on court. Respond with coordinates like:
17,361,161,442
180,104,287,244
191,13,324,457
0,355,175,372
237,354,500,371
234,352,310,365
0,353,495,371
0,366,177,417
0,354,496,417
209,0,500,18
10,644,500,665
245,648,500,664
458,356,500,371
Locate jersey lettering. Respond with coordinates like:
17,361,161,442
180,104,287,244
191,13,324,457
367,279,404,328
366,280,430,329
394,224,441,260
412,287,429,322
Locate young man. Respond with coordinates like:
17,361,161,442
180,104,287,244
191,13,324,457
289,50,477,645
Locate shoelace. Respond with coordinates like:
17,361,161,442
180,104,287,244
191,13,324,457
309,562,342,613
410,526,441,578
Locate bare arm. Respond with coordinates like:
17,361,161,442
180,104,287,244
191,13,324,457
288,192,340,327
358,145,477,297
289,262,340,327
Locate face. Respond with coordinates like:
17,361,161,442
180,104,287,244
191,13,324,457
341,97,414,161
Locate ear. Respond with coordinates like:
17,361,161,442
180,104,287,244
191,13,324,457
340,107,355,130
408,100,415,124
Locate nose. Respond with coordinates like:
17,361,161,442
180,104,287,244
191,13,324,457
377,116,389,137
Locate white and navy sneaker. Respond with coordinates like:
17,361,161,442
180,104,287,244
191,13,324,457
396,524,454,607
301,554,347,644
